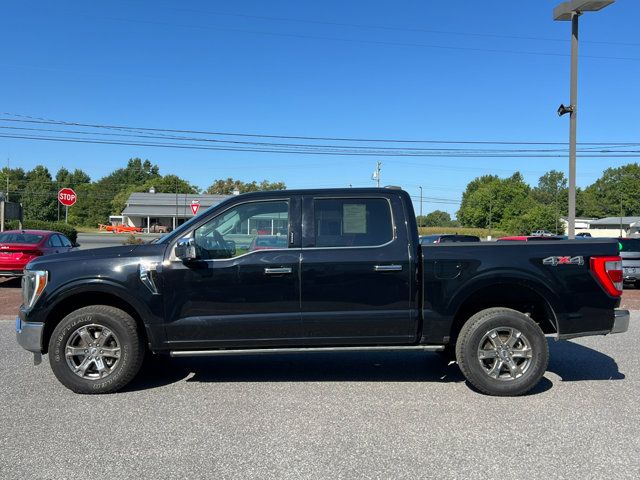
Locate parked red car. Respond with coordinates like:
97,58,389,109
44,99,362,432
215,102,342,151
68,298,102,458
0,230,77,276
497,235,564,242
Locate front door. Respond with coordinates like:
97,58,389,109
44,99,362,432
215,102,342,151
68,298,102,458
162,197,302,349
299,194,417,345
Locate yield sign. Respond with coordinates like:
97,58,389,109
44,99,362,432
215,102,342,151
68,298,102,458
190,200,200,215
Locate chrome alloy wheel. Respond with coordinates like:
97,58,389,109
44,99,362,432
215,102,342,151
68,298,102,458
65,324,122,380
477,327,533,381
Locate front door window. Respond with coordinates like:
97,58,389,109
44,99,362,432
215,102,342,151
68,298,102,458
193,200,289,259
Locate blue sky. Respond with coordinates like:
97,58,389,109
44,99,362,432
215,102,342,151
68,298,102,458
1,0,638,217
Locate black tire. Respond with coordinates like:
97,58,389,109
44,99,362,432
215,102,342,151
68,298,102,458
48,305,145,394
455,307,548,396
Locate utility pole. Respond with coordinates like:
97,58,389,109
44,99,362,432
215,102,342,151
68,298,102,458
620,194,624,237
5,157,9,202
372,161,382,188
419,186,423,225
488,196,493,240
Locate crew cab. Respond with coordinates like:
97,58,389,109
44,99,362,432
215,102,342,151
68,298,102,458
16,188,629,396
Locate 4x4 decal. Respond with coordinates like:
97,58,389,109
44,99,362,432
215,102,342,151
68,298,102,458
542,256,584,266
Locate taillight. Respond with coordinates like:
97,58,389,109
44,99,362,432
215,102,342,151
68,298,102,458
590,256,623,297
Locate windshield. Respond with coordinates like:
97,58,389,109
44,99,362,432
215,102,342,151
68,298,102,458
0,233,44,244
156,200,232,244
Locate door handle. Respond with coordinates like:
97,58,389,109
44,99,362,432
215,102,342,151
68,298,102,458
264,267,293,275
373,265,403,272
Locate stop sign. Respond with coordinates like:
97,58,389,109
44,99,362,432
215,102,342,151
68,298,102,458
58,188,77,207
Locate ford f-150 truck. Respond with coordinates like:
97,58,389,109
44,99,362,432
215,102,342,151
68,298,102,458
16,188,629,396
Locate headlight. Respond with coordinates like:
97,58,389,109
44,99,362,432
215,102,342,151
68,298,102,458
22,270,48,309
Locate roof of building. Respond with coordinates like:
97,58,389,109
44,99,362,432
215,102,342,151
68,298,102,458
590,216,640,226
122,192,230,217
559,217,598,222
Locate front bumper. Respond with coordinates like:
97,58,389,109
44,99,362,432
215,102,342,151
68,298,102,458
15,316,44,353
611,309,630,334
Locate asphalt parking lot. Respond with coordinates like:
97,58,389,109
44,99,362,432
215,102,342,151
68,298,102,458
1,313,638,479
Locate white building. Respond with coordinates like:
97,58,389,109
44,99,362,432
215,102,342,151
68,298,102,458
559,217,597,234
587,217,640,238
121,192,229,231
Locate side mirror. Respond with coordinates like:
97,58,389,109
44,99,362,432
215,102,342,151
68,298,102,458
175,237,197,262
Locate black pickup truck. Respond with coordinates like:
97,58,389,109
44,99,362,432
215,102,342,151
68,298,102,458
16,188,629,396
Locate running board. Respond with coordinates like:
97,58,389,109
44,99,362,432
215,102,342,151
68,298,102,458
170,344,444,357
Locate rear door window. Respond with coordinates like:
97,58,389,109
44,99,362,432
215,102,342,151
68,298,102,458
59,235,72,247
48,235,63,247
313,198,393,247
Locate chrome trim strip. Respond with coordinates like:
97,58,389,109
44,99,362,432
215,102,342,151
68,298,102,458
374,264,403,272
264,267,293,275
170,344,444,357
139,262,161,295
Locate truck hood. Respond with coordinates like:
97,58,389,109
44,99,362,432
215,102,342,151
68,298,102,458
25,243,167,270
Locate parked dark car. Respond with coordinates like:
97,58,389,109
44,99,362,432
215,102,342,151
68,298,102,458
0,230,76,276
619,237,640,287
16,188,628,396
419,234,480,244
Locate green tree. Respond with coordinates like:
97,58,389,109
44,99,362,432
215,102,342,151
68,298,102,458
72,158,161,226
22,165,57,221
579,163,640,218
457,173,530,229
205,178,286,194
55,167,91,186
0,167,27,203
419,210,453,227
500,201,559,235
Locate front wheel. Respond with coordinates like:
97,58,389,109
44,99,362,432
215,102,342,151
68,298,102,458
48,305,145,394
455,307,548,396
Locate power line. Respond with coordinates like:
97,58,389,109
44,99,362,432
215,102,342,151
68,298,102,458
3,133,640,158
170,9,640,48
2,124,639,154
3,112,637,146
90,15,640,62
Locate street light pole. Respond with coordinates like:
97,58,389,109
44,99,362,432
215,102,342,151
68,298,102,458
554,0,615,239
567,11,579,240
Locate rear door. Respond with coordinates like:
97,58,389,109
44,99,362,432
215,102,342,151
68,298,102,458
299,193,417,345
46,234,63,254
57,234,74,253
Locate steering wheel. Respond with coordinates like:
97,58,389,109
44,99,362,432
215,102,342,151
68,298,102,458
211,230,232,258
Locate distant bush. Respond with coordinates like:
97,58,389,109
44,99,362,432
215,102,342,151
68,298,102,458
418,226,511,239
5,220,78,243
122,234,145,245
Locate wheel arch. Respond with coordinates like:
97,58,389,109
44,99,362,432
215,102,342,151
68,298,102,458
449,280,560,343
42,285,149,354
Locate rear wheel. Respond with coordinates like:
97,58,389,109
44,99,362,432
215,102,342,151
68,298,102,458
455,307,548,396
48,305,145,394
